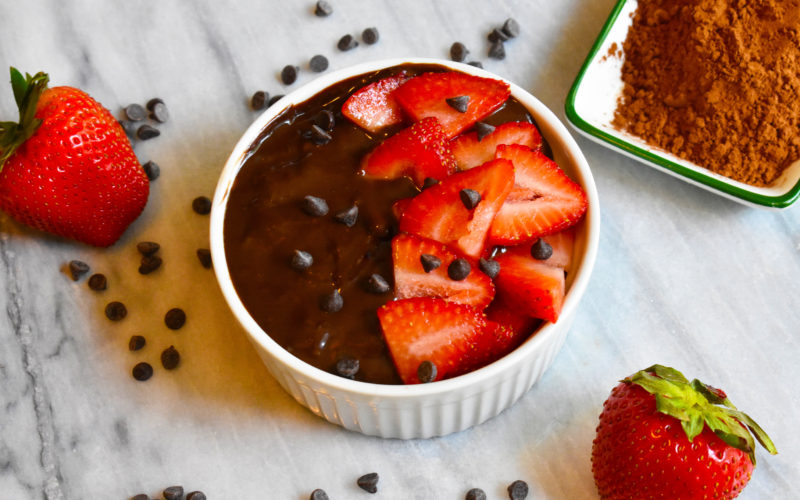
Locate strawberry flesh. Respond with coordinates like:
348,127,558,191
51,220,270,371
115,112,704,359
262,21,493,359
451,121,543,170
341,73,408,132
493,252,565,323
503,228,575,270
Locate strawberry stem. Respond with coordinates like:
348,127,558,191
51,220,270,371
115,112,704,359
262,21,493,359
0,67,49,171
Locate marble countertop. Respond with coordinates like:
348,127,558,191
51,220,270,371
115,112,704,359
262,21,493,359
1,1,798,498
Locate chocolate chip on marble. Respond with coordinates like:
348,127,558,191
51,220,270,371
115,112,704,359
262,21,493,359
314,110,336,131
507,480,529,500
466,488,487,500
68,260,90,281
302,195,329,217
137,241,160,256
130,494,151,500
192,196,212,215
530,238,553,260
124,103,147,122
357,472,379,494
336,356,359,379
251,90,269,110
337,34,359,51
502,18,520,38
88,273,107,291
314,0,333,17
422,177,439,190
474,122,495,142
163,486,184,500
478,258,500,279
448,258,471,281
310,124,332,145
149,102,169,123
362,27,380,45
132,362,153,381
161,345,181,370
186,492,206,500
446,95,470,113
291,249,314,271
489,40,506,60
417,360,437,383
334,205,359,227
488,27,510,43
319,290,344,313
281,65,300,85
136,124,160,140
196,248,212,269
138,255,162,275
128,335,146,351
460,188,481,209
420,254,442,273
105,301,127,321
268,94,285,107
142,160,160,181
164,308,186,330
366,273,390,294
450,42,469,62
309,489,329,500
309,54,329,73
467,61,484,69
119,120,137,137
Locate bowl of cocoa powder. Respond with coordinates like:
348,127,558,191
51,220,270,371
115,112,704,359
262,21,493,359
566,0,800,209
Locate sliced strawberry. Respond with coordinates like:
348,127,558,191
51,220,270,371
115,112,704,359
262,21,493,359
482,317,532,362
393,72,510,138
485,295,540,343
391,233,494,309
391,197,413,222
378,297,496,383
361,117,456,187
399,158,514,258
451,121,543,170
341,73,408,132
503,228,575,269
488,144,587,245
493,252,565,323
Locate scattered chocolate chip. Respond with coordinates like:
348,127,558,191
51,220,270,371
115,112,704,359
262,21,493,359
124,103,147,122
420,254,442,273
291,250,314,271
128,335,146,351
68,260,90,281
137,241,160,256
138,255,163,275
336,356,359,378
309,54,329,73
422,177,439,190
196,248,212,269
164,308,186,330
467,61,484,69
366,274,390,294
146,98,164,111
530,238,553,260
186,492,206,500
489,40,506,60
314,110,336,131
136,124,160,140
417,360,437,383
474,122,496,141
149,102,169,123
163,486,184,500
337,34,359,51
460,188,481,209
142,160,160,181
478,258,500,279
310,124,333,145
334,205,358,227
281,65,300,85
119,120,137,137
448,258,471,281
88,273,107,291
161,345,181,370
319,290,343,313
310,489,329,500
192,196,212,215
488,27,510,43
105,301,127,321
362,27,380,45
268,94,285,107
502,18,520,38
446,95,470,113
131,494,150,500
466,488,487,500
314,0,333,17
251,90,269,110
450,42,469,62
132,362,153,381
357,472,379,494
507,480,529,500
302,195,329,216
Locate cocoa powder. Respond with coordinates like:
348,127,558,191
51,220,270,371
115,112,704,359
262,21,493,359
613,0,800,186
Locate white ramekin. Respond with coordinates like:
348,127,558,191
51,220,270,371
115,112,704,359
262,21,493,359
210,58,600,439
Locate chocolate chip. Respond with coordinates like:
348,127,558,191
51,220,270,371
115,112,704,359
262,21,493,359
310,124,332,145
417,360,437,383
309,54,329,73
119,120,137,137
186,492,206,500
68,260,90,281
489,40,506,60
146,98,164,111
502,18,520,38
192,196,212,215
105,301,127,321
165,308,186,330
137,241,160,256
478,258,500,279
475,122,496,141
420,254,442,273
136,124,160,140
161,345,180,370
319,290,343,313
488,27,510,43
310,489,329,500
142,160,160,181
268,94,285,107
422,177,439,190
357,472,379,494
88,273,107,291
291,250,314,271
163,486,184,500
196,248,212,269
302,195,329,216
131,494,150,500
507,480,529,500
149,102,169,123
334,205,358,227
460,188,481,209
448,258,471,281
366,274,390,294
337,34,359,51
446,95,470,113
128,335,146,351
281,65,300,85
336,356,359,378
124,103,147,122
314,110,336,131
450,42,469,62
467,61,484,69
132,362,153,381
314,0,333,17
362,27,380,45
531,238,553,260
138,255,162,275
466,488,487,500
251,90,269,110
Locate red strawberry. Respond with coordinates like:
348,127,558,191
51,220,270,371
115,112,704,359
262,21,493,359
503,228,575,270
399,158,514,258
0,69,148,246
488,144,587,245
391,197,413,222
361,117,456,187
391,233,494,308
484,297,539,353
378,297,498,383
451,121,543,170
592,365,777,500
492,252,564,322
341,73,408,132
393,72,510,138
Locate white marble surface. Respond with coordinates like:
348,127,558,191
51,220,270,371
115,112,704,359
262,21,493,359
0,1,798,499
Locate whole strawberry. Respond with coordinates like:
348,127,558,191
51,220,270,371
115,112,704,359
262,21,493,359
0,68,148,246
592,365,777,499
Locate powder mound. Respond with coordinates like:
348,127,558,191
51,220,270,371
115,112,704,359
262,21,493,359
613,0,800,186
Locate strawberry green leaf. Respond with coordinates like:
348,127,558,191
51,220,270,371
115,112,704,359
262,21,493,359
681,410,705,441
0,67,49,170
10,67,27,109
691,378,736,409
728,409,778,457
